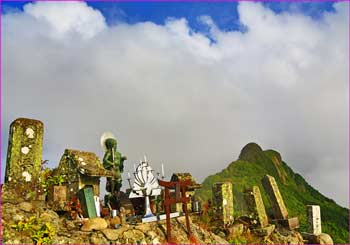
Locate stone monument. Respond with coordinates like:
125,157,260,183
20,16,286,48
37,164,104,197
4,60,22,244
261,175,299,229
261,175,288,220
5,118,44,184
212,181,234,225
244,186,269,227
302,206,333,245
307,205,322,235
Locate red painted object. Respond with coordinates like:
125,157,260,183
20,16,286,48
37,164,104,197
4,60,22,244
158,179,192,243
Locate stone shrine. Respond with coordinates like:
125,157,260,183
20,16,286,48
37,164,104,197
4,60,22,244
170,173,201,212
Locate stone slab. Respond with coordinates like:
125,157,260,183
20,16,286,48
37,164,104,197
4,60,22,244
261,175,288,220
244,186,269,227
274,217,299,230
307,205,322,235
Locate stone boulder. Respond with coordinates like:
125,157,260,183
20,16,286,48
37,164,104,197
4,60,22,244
19,202,32,212
302,232,334,244
81,218,108,232
90,232,109,244
316,233,334,244
109,216,121,228
101,228,120,241
253,224,275,238
122,229,146,244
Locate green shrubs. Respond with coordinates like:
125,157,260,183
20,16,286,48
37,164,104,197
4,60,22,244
11,216,55,244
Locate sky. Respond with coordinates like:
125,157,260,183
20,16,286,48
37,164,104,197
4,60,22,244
1,1,349,207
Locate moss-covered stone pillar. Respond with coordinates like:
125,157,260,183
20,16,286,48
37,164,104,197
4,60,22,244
262,174,288,220
212,181,234,225
5,118,44,184
244,186,269,227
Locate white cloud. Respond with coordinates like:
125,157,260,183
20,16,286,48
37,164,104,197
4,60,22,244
23,1,107,39
2,2,348,206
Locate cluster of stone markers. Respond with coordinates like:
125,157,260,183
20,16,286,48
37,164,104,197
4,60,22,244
211,176,332,243
211,176,299,229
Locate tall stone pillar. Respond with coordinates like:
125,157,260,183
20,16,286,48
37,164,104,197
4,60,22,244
212,181,234,225
244,186,269,227
261,175,299,229
5,118,44,184
261,174,288,220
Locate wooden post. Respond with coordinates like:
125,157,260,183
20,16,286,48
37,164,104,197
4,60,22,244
164,187,171,241
182,185,191,237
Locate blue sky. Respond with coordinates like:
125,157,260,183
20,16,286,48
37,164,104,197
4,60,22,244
1,1,337,34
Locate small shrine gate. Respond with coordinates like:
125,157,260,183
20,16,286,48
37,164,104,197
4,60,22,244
158,179,193,243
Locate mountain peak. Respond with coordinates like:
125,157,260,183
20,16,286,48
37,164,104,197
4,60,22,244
238,142,264,162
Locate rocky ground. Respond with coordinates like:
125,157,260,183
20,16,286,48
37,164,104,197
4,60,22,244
1,200,228,244
1,198,334,245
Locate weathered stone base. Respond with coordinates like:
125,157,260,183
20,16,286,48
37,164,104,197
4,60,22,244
301,232,334,244
253,224,275,238
273,217,299,229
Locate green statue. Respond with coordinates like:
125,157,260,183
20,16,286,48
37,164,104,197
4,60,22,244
102,138,127,195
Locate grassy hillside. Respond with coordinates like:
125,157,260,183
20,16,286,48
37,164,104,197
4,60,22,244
195,143,349,244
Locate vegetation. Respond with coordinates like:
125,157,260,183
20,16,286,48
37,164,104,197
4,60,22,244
11,216,55,244
195,143,349,244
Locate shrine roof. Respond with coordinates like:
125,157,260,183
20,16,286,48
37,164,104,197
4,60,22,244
60,149,114,177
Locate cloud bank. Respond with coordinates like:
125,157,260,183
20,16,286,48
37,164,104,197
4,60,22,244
2,2,348,206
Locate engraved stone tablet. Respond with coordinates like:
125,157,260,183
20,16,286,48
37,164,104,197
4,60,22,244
307,205,322,235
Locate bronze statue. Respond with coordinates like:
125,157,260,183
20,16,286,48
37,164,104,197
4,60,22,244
103,138,127,195
101,132,127,205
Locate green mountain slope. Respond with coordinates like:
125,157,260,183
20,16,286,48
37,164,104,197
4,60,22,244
195,143,349,244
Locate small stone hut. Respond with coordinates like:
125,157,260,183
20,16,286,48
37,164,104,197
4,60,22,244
51,149,114,205
170,173,202,212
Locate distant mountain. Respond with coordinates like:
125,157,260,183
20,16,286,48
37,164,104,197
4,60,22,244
195,143,349,244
